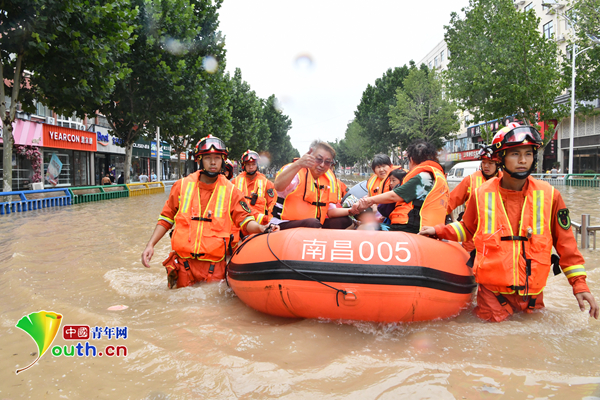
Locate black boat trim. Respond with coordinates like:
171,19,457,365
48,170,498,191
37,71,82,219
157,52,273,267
228,261,477,294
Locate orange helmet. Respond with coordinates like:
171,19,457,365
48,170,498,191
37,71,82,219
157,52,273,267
193,135,228,161
491,122,542,158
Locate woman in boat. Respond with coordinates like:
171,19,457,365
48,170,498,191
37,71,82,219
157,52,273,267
358,140,449,233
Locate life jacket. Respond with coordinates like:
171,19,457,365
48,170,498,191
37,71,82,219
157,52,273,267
272,165,333,224
472,177,554,296
231,171,272,224
367,166,402,196
171,172,235,262
389,161,448,230
464,170,503,210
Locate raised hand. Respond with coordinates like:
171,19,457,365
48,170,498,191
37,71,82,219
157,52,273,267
297,147,317,169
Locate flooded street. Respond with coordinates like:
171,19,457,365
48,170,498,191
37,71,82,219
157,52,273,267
1,184,600,399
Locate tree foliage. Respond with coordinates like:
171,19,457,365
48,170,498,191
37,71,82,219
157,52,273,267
563,0,600,111
444,0,566,131
263,95,296,169
0,0,137,191
98,0,226,183
354,64,411,155
389,68,459,149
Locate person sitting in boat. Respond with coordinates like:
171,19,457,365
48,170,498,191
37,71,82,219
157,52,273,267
419,123,598,322
446,145,502,252
141,135,278,289
272,140,355,230
358,140,449,233
366,154,400,197
342,195,385,231
377,168,408,223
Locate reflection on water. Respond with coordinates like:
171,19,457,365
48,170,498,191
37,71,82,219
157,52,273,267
1,185,599,399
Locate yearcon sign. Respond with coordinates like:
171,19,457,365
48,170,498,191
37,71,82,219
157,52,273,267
43,124,96,152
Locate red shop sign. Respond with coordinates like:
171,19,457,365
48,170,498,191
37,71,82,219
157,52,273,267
43,124,97,152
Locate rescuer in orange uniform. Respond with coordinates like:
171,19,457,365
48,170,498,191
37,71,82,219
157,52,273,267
446,145,502,252
358,140,449,233
419,123,599,322
272,140,356,230
231,150,276,225
141,135,278,288
224,159,235,180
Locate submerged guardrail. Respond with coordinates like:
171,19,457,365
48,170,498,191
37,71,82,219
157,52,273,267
0,188,72,215
69,185,129,204
126,182,165,197
572,214,599,250
530,173,600,188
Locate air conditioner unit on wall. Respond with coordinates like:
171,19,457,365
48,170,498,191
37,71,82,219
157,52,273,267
46,116,56,125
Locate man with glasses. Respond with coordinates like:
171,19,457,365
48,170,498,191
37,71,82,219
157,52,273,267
272,140,355,230
419,123,598,322
141,135,278,288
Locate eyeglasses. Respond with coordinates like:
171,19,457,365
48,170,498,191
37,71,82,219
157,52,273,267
315,157,334,167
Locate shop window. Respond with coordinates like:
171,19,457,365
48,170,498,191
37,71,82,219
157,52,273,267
43,150,72,187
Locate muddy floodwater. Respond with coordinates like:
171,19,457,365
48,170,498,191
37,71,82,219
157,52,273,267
1,183,600,399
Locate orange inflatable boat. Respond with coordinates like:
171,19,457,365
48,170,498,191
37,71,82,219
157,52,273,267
227,228,476,323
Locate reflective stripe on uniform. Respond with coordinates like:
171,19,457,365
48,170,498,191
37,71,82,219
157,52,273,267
240,215,254,228
158,215,174,225
484,192,495,234
181,181,195,214
214,186,227,218
237,176,246,192
533,190,544,235
563,264,587,278
449,221,466,242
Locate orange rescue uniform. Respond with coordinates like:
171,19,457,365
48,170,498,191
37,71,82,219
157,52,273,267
447,170,502,252
435,176,589,322
157,171,255,288
231,171,276,224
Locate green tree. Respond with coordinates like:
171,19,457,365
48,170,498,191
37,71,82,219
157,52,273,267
389,68,459,149
1,0,136,191
444,0,566,170
564,0,600,110
341,120,370,167
263,95,297,169
226,68,270,160
99,0,226,183
354,64,411,154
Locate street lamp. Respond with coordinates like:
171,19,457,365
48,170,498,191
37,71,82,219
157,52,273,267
542,1,600,174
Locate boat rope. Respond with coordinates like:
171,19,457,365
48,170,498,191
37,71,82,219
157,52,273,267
264,231,347,307
226,229,349,307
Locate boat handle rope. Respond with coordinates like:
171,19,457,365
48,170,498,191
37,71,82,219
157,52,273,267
264,231,348,307
226,230,350,307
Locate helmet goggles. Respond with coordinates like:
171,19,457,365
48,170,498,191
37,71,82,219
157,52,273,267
241,150,260,164
198,137,227,153
494,126,542,151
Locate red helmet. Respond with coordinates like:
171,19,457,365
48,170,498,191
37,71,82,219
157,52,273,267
477,145,494,161
491,123,542,158
194,135,228,161
224,159,234,179
240,150,260,167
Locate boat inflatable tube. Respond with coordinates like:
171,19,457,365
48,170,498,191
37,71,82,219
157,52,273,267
227,228,476,323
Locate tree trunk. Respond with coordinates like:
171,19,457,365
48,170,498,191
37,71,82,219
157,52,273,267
124,143,133,183
536,146,545,173
2,123,14,192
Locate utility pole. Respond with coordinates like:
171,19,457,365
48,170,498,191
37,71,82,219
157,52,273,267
156,126,160,181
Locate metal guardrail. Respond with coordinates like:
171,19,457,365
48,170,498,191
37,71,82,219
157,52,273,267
530,173,600,188
0,188,72,215
573,214,599,250
126,182,165,197
69,185,129,204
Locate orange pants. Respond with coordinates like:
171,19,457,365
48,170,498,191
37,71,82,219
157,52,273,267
474,284,545,322
162,251,226,288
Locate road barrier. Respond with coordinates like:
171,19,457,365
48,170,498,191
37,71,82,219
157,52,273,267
573,214,600,250
126,182,165,197
531,173,600,188
0,188,72,215
69,185,129,204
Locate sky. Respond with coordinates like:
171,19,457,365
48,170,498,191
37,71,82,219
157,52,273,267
218,0,469,155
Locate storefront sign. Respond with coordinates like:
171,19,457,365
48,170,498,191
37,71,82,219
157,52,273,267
151,141,171,160
443,149,479,162
95,126,125,154
43,124,96,151
46,153,63,185
132,139,151,157
0,119,44,146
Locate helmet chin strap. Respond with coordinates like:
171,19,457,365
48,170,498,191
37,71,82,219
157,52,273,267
481,170,497,180
245,167,257,176
198,156,225,178
499,153,537,180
